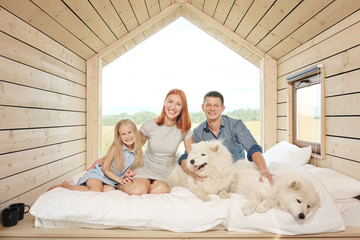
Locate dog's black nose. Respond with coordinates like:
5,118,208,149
190,159,195,165
299,213,305,219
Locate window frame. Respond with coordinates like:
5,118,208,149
287,65,326,159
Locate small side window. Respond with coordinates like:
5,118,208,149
287,65,325,157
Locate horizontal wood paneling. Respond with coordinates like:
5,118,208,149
277,130,287,142
277,88,287,103
257,0,333,54
278,20,360,77
326,94,360,116
0,7,85,72
326,136,360,162
0,6,86,208
278,10,360,64
277,10,360,180
0,3,95,59
322,155,360,182
325,70,360,97
0,57,86,99
0,81,85,112
0,165,84,210
277,102,287,116
0,32,86,85
0,152,85,204
326,117,360,139
269,0,359,59
0,106,85,130
0,139,86,177
0,126,86,155
277,116,287,130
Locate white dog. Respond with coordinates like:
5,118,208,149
169,140,234,202
230,161,320,223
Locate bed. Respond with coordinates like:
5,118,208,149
29,141,360,236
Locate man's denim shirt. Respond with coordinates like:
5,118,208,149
178,115,262,164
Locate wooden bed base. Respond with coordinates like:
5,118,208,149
1,215,360,239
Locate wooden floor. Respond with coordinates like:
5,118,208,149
1,215,360,239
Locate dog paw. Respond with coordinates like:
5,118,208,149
241,203,256,216
192,190,211,202
199,195,211,202
218,190,230,199
256,201,271,213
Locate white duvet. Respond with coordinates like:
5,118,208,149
30,167,345,235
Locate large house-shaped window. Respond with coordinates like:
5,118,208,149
101,18,261,155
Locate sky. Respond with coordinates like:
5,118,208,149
102,17,260,115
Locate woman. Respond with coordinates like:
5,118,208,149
119,89,193,195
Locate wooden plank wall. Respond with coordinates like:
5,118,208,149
0,7,86,210
277,10,360,180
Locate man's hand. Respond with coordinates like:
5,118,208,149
180,160,206,184
259,170,274,186
190,171,206,184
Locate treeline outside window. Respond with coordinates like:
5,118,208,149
101,108,260,155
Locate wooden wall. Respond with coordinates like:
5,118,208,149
0,7,86,210
277,10,360,180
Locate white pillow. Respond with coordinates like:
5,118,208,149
308,167,360,200
263,141,311,167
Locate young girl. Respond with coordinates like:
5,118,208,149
48,119,143,192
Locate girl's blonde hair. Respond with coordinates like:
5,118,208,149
156,89,191,133
104,118,143,172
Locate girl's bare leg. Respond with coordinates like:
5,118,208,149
47,181,91,192
86,178,104,192
103,185,116,192
149,180,170,194
118,178,150,195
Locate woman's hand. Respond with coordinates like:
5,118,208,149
120,177,133,186
87,159,104,170
125,169,135,178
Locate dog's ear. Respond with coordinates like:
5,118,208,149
210,141,220,152
289,180,301,190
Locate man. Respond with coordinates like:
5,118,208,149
178,91,273,184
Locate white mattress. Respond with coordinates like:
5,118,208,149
336,198,360,227
31,168,346,235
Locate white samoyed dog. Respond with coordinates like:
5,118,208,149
230,161,321,223
169,140,234,202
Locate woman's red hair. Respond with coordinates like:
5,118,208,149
156,89,191,133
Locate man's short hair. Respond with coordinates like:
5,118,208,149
203,91,224,105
